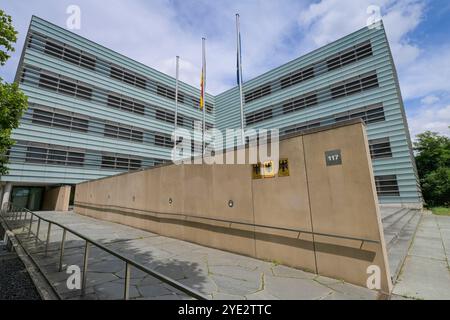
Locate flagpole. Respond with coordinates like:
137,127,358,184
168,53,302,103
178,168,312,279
236,14,245,145
202,37,206,158
174,55,179,145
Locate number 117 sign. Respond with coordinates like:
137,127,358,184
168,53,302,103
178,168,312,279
325,150,342,166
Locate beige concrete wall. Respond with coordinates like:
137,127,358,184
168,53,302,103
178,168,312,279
42,185,71,211
74,120,392,293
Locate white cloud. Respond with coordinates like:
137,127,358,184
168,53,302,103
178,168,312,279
2,0,307,94
408,104,450,138
421,95,440,105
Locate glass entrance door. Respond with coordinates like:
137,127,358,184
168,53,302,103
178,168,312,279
11,187,44,211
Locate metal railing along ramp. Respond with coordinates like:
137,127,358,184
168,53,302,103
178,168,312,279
0,203,208,300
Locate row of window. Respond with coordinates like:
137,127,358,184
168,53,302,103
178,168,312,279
26,104,209,151
27,31,214,114
21,67,214,131
13,141,167,171
245,72,380,126
25,146,85,167
244,41,373,104
280,103,385,136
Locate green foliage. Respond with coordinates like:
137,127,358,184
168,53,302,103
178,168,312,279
0,82,28,175
414,130,450,207
431,207,450,216
0,10,18,66
0,10,28,175
422,167,450,207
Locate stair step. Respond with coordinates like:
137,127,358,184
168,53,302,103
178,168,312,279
385,210,418,249
386,210,422,283
382,208,411,231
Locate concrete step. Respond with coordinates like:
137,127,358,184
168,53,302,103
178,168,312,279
380,207,404,221
384,210,417,248
382,208,410,230
385,210,422,283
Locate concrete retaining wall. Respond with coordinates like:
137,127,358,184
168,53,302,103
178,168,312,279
42,186,71,211
74,120,392,293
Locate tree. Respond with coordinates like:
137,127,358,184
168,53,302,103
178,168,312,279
0,9,28,175
414,130,450,207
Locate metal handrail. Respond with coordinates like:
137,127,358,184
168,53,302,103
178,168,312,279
0,204,207,300
75,201,381,245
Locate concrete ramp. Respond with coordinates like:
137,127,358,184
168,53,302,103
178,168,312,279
74,120,392,293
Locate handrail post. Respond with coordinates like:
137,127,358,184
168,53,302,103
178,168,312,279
35,218,41,243
124,262,131,300
45,222,52,256
81,241,90,296
59,229,67,272
22,211,28,232
28,214,33,238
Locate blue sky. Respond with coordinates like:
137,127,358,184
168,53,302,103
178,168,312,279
1,0,449,138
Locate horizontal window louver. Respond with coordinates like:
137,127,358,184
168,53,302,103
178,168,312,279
375,175,400,197
369,137,393,159
32,108,89,133
104,124,144,142
107,94,145,115
26,146,84,167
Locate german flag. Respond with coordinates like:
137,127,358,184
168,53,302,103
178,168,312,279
200,67,204,111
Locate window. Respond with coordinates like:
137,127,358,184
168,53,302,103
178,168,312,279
104,124,144,142
110,65,147,89
107,94,145,115
327,41,373,71
282,122,320,135
155,109,175,124
280,104,385,137
156,84,185,103
330,73,378,100
154,134,174,148
335,104,385,124
244,84,272,103
101,155,142,170
25,146,84,167
369,138,393,159
375,175,400,196
282,93,318,114
43,39,96,71
38,73,93,100
25,147,47,164
245,108,273,126
32,108,89,133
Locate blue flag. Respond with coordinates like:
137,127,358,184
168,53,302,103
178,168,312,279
237,32,242,85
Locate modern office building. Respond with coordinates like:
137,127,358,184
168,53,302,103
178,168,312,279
0,16,422,210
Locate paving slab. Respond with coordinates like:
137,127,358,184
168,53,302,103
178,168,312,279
2,211,381,300
393,215,450,300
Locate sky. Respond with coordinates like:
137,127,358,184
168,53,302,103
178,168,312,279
1,0,449,138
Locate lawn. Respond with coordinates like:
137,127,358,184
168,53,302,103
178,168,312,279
431,207,450,216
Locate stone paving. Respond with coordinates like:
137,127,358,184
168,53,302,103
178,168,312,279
392,213,450,300
2,211,380,300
